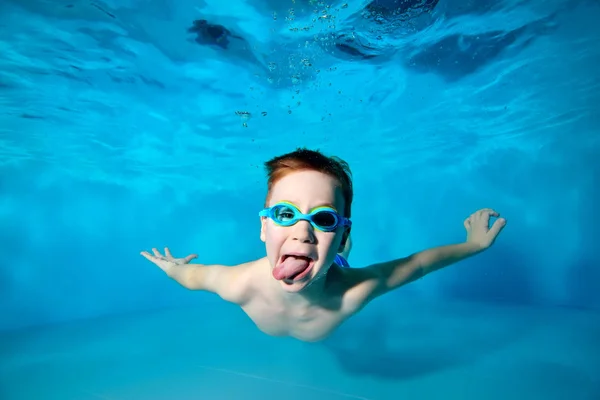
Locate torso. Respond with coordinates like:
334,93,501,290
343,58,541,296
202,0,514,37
242,295,348,342
233,258,377,342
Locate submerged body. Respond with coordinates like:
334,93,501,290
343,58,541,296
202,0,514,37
223,256,367,342
142,149,506,342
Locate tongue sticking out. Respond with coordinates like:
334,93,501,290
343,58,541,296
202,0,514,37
273,256,311,281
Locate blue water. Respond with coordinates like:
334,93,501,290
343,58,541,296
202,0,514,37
1,0,599,399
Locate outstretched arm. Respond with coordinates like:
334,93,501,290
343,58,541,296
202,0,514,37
364,208,506,297
141,247,247,304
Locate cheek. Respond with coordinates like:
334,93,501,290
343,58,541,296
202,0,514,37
317,232,341,257
264,225,286,253
266,224,283,239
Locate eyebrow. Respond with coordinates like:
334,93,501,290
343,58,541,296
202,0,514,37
311,203,337,211
278,200,339,212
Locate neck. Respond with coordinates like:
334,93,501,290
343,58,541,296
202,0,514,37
272,266,331,308
289,274,328,305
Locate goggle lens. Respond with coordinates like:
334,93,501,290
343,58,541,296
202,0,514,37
269,203,342,231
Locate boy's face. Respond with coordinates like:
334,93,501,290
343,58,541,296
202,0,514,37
260,170,349,293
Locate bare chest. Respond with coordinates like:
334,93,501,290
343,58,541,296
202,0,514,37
241,298,348,342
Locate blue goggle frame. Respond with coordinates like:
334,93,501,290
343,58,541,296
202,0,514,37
259,201,351,232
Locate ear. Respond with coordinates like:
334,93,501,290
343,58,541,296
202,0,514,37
337,227,352,255
260,217,267,243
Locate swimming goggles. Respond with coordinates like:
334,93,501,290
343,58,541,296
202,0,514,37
259,201,352,232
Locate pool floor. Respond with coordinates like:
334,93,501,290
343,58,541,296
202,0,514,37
1,298,598,400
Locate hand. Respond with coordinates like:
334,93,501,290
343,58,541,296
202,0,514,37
464,208,506,249
140,247,198,277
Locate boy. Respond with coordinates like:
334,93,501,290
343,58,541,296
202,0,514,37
141,148,506,342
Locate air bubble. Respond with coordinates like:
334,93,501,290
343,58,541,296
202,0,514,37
235,111,251,127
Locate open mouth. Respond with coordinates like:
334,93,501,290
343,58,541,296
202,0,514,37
273,253,315,283
281,254,312,262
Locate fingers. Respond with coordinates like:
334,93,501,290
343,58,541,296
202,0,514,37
140,251,155,261
151,247,175,260
141,248,197,265
466,209,504,231
142,248,166,263
478,208,497,216
183,254,198,263
479,209,493,228
468,209,499,223
489,217,507,238
141,251,170,273
475,208,498,219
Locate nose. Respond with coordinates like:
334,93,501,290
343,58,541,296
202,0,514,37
291,220,316,244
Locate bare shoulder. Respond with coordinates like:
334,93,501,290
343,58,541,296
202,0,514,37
329,265,383,313
206,258,262,305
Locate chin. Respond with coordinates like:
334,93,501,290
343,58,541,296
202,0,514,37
277,268,325,293
278,273,314,292
279,279,309,292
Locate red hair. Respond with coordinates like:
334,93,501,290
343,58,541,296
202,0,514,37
264,148,353,218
